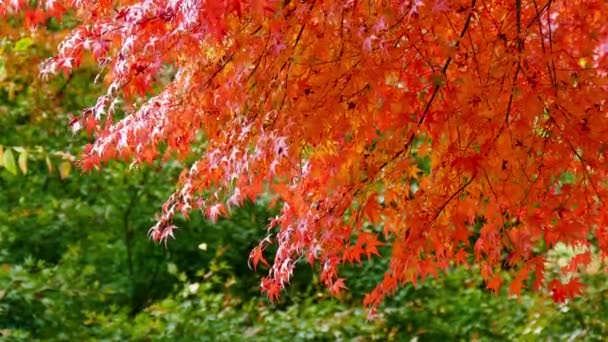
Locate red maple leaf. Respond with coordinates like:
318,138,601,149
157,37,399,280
549,278,584,303
330,278,348,297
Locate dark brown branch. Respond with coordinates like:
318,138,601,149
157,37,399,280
418,0,477,127
525,0,553,29
428,172,478,227
373,0,479,177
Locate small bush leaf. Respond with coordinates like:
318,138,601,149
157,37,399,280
59,161,72,179
46,155,54,174
18,151,28,175
14,37,34,51
3,148,17,175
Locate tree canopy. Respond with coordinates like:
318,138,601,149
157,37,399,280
2,0,608,312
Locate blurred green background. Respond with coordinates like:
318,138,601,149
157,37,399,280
1,21,608,342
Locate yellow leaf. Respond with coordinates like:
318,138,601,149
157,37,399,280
578,58,588,69
59,161,72,179
45,155,54,174
0,145,4,167
18,151,28,175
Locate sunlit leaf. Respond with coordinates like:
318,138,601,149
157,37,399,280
13,37,34,51
0,58,6,82
3,148,17,175
46,155,54,174
59,161,72,179
18,150,28,174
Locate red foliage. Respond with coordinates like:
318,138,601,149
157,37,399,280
3,0,608,310
549,277,584,303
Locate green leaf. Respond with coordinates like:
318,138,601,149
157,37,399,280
167,263,178,275
13,37,35,51
560,172,575,185
0,58,6,82
3,148,17,175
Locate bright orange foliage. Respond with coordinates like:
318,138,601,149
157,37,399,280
3,0,608,311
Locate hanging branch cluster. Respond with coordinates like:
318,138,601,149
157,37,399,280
3,0,608,312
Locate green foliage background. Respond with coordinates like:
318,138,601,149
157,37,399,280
1,25,608,342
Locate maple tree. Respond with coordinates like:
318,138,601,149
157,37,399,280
2,0,608,313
